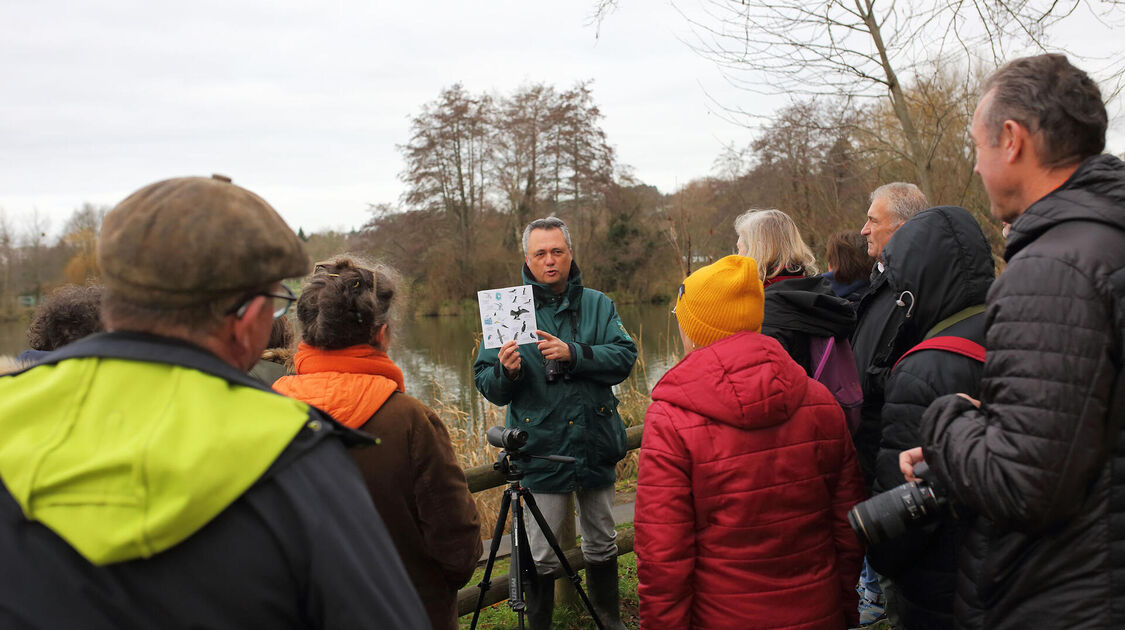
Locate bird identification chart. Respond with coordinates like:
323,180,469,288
478,285,538,348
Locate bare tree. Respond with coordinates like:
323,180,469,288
0,209,13,314
399,84,495,293
493,84,557,241
59,203,106,284
20,209,52,304
550,82,616,249
594,0,1124,199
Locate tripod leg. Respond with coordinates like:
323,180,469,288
470,488,512,630
511,491,528,630
517,492,555,630
523,490,607,630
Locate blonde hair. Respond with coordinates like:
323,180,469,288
733,209,818,282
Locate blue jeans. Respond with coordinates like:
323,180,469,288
860,556,883,597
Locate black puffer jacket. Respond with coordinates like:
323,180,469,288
761,274,856,375
922,154,1125,630
865,206,995,630
850,205,993,490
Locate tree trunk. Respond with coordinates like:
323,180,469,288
860,0,934,200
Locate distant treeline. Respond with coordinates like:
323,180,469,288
350,73,1006,313
2,72,1016,316
0,204,102,318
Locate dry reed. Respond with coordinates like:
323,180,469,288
429,334,657,539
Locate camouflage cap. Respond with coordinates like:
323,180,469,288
98,175,310,308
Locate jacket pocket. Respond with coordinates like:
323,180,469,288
590,397,628,466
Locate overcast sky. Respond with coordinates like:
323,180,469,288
1,1,1121,237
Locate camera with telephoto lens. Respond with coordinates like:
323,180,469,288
543,358,571,384
848,462,953,546
486,426,529,451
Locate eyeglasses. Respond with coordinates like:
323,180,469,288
671,283,685,317
227,284,298,320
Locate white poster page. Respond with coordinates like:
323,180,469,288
478,285,538,349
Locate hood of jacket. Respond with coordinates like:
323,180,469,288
878,205,995,346
652,331,810,431
1007,154,1125,260
0,336,310,566
823,270,869,302
273,343,404,428
762,274,856,339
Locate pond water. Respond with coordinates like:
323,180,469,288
387,302,681,436
0,302,683,438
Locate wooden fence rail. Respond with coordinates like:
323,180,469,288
456,424,644,617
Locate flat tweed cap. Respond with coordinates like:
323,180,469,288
98,175,310,308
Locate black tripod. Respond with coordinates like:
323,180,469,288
470,445,605,630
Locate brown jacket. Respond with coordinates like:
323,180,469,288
352,392,482,630
274,346,483,629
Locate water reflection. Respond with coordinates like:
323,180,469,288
0,320,28,358
0,302,684,433
393,302,683,425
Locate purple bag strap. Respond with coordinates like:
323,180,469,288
813,336,835,381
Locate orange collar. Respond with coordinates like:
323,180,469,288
290,343,404,392
273,344,406,428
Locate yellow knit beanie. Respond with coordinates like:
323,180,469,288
675,255,764,348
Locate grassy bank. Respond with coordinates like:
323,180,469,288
459,523,641,630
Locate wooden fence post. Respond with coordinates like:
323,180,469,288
555,493,581,609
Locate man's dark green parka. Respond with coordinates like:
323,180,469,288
474,263,637,493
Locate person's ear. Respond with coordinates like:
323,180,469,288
231,296,269,361
1003,119,1026,165
372,323,389,349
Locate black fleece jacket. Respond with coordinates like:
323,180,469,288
851,206,995,490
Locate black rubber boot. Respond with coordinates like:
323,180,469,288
586,558,627,630
526,571,556,630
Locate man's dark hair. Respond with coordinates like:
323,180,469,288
826,231,875,285
982,53,1106,169
27,284,105,351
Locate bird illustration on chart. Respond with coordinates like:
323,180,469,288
477,285,538,349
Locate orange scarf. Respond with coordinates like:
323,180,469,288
273,343,405,428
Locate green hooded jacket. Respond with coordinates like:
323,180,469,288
473,262,637,492
0,332,431,629
0,338,310,566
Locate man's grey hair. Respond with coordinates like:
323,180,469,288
870,183,928,226
522,217,573,254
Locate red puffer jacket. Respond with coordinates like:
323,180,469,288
636,331,865,630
